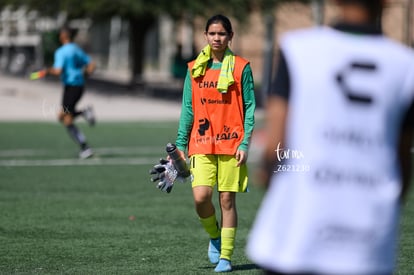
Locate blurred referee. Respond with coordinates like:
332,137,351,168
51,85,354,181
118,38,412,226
47,26,96,159
247,0,414,274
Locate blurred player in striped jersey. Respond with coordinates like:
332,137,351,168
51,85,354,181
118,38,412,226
247,0,413,274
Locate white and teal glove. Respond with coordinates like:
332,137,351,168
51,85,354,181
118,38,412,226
149,159,178,193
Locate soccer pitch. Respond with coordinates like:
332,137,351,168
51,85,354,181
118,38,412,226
0,121,265,274
0,121,413,274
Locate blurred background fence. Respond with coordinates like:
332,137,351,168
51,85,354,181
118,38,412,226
0,0,412,104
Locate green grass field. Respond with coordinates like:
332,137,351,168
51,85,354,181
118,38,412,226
0,122,265,274
0,121,413,274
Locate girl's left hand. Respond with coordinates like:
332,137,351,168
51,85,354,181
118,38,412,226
235,150,248,167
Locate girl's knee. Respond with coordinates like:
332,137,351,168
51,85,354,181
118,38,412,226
220,192,236,210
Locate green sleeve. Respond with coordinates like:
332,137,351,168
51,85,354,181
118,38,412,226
238,63,256,152
175,70,193,153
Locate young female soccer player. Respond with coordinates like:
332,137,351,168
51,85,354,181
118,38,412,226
175,14,256,273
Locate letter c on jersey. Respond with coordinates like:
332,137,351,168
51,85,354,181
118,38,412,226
336,62,377,105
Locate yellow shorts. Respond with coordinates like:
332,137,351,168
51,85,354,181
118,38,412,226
190,154,248,192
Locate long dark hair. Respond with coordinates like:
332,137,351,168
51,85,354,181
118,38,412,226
205,14,233,35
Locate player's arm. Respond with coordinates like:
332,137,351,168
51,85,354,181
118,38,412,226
258,50,290,188
399,101,414,202
46,50,64,76
81,49,96,76
85,61,96,76
236,63,256,166
175,69,194,157
47,67,62,76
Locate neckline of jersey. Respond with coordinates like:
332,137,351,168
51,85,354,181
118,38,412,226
332,22,383,36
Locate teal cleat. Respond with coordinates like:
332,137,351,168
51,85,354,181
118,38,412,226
214,259,232,273
208,238,221,264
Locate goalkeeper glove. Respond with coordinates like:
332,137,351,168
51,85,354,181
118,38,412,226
149,159,177,193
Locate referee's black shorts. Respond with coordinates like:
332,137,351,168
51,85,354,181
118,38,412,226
62,85,84,115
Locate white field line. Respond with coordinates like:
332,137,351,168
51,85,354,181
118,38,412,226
95,146,163,155
0,146,160,167
0,149,49,157
0,146,163,158
1,146,411,167
0,157,157,167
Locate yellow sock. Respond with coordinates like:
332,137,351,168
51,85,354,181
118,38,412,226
220,227,236,261
199,214,220,239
